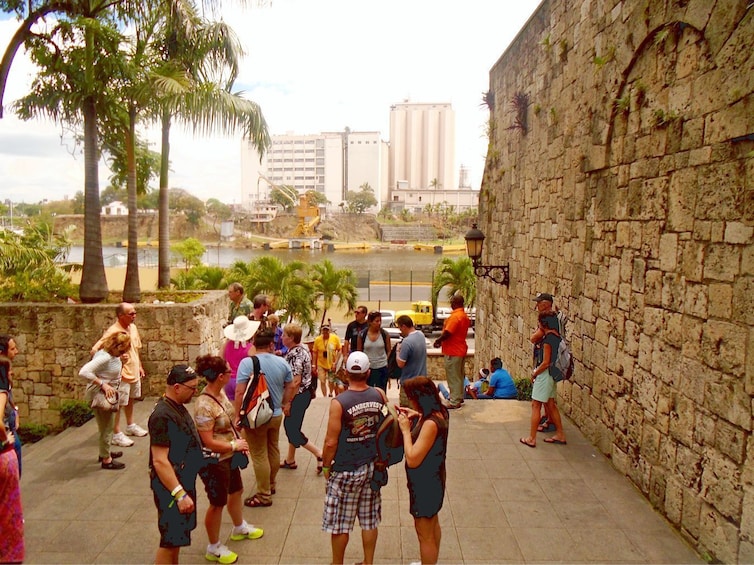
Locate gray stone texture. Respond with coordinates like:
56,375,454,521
476,0,753,562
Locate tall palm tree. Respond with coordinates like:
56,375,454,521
310,259,357,327
430,256,476,313
154,0,270,288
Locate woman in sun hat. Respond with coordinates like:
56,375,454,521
222,316,261,401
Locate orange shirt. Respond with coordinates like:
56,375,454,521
441,307,470,357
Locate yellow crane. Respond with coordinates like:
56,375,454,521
258,173,321,237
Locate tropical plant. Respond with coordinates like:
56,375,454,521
170,265,227,290
153,1,270,288
310,259,357,327
171,236,205,269
430,256,476,314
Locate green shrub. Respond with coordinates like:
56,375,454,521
17,423,52,444
60,399,94,428
514,377,533,401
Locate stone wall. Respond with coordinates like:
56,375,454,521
476,1,752,562
0,291,226,426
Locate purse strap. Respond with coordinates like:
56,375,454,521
201,390,241,439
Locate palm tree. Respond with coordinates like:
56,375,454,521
430,256,476,314
154,1,270,288
310,259,357,327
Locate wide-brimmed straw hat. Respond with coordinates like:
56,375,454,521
223,316,260,343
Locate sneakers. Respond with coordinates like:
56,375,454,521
111,432,135,447
125,423,148,437
230,524,264,541
205,544,238,564
101,459,126,470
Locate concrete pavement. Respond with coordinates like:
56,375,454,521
20,385,701,564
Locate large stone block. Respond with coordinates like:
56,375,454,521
701,320,746,375
669,393,695,447
705,378,751,430
699,504,741,564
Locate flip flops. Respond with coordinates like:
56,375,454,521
244,494,272,508
316,456,324,475
537,421,556,432
544,437,567,445
519,438,536,448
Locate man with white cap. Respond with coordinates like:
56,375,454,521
321,351,385,565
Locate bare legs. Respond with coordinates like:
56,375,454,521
284,441,322,466
330,528,378,565
155,547,180,564
414,515,441,564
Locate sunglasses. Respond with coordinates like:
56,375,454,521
177,382,197,391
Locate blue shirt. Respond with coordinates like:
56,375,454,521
398,330,427,381
237,353,293,417
487,368,517,399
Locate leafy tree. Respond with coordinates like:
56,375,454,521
310,259,357,327
430,256,476,315
269,185,298,212
72,191,85,214
305,190,329,207
344,185,377,214
171,236,205,270
206,198,232,232
169,188,205,227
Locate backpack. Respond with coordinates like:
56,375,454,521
375,401,404,467
237,356,274,429
550,337,574,382
386,339,402,381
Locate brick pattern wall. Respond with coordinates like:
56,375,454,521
0,292,226,427
476,1,753,562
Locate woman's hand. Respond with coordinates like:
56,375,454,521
101,382,117,401
397,406,420,419
232,438,249,452
397,411,411,433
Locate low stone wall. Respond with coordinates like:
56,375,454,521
0,291,226,426
425,350,476,382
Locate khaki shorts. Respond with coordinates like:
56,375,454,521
118,379,142,405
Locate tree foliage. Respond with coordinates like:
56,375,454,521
310,259,357,326
171,236,205,269
430,256,476,312
344,185,377,214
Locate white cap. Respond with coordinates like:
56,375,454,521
346,351,370,374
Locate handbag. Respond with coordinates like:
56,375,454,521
90,381,120,412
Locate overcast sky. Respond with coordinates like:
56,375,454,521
0,0,541,205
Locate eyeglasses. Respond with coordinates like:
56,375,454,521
126,312,137,317
177,382,197,391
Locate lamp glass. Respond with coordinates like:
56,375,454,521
464,224,485,260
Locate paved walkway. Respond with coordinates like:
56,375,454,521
20,386,702,564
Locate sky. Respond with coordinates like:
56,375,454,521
0,0,541,205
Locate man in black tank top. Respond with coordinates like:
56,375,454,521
321,352,385,565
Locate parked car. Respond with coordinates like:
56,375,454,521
384,326,402,346
380,310,395,327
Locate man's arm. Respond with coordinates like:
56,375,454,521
151,444,195,514
320,398,343,478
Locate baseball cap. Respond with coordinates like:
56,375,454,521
321,324,331,331
346,351,370,374
533,292,554,303
167,364,197,384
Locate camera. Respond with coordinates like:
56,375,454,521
201,447,220,463
323,351,327,359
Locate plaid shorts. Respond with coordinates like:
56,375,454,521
322,461,381,534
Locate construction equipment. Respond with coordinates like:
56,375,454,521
258,173,321,237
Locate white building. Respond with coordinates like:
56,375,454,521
388,102,456,195
101,201,128,216
240,130,388,213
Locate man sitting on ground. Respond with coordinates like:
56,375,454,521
468,357,517,399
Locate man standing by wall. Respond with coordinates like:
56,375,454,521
395,315,427,407
321,351,384,565
235,330,296,508
91,302,147,447
251,294,270,322
433,294,470,409
342,306,369,358
226,282,252,326
148,365,204,564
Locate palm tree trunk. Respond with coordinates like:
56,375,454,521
123,105,141,302
158,109,171,288
79,95,108,303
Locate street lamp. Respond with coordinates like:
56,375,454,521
464,223,510,286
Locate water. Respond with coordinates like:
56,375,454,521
66,244,462,285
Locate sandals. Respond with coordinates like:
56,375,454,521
244,494,272,508
519,437,536,448
280,460,298,470
316,456,324,475
537,421,556,433
101,459,126,470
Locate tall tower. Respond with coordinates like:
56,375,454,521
389,102,456,192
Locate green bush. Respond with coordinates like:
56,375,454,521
17,423,52,444
514,377,533,401
60,399,94,428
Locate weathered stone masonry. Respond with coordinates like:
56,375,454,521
476,1,752,562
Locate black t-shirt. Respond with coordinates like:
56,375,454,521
148,396,204,488
345,320,369,352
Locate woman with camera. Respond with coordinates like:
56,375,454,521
193,355,263,565
79,332,131,470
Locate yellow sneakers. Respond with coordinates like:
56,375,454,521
230,525,264,541
205,544,238,564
